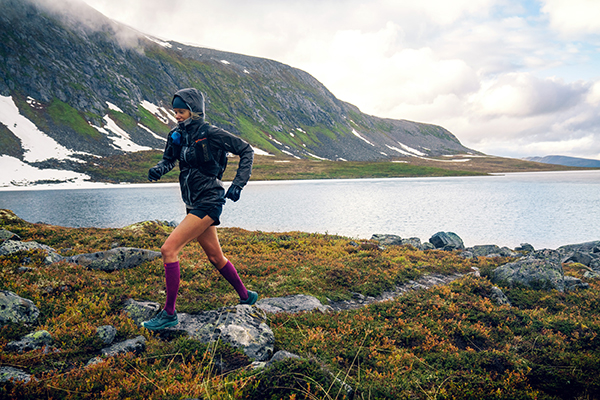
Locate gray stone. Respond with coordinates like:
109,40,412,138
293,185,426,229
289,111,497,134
583,270,600,279
123,299,161,325
97,325,117,345
5,330,52,353
101,335,146,357
491,251,565,291
0,229,20,242
0,366,32,383
0,290,40,326
558,241,600,254
256,294,331,314
563,251,596,267
564,276,589,292
65,247,161,271
429,232,464,250
515,243,535,252
266,350,302,367
490,286,511,306
371,234,424,250
0,240,62,264
85,357,104,367
173,305,274,361
470,245,502,257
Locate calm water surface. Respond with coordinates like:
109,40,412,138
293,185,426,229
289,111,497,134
1,170,599,249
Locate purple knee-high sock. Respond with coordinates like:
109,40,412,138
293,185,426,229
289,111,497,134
164,261,180,315
219,260,248,300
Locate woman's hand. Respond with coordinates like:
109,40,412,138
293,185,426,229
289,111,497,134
225,184,242,201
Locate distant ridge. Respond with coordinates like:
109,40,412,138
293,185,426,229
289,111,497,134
523,155,600,168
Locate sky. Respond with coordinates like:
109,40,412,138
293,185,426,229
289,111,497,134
79,0,600,160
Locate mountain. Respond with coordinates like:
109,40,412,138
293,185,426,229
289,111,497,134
523,155,600,168
0,0,479,185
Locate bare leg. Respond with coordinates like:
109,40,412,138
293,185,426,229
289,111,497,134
161,213,215,263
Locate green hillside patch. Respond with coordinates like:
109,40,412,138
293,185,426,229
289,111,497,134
136,106,171,136
47,99,102,140
107,110,137,132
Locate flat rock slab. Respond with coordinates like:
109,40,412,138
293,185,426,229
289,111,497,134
0,366,32,383
256,294,331,314
0,290,40,326
172,305,274,362
65,247,161,271
101,335,146,357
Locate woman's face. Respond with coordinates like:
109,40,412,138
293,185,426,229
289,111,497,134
174,108,191,122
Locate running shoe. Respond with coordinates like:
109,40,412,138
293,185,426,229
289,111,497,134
141,310,178,331
239,290,258,305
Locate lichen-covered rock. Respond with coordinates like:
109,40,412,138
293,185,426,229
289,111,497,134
429,232,464,250
564,276,589,292
65,247,161,271
0,209,27,225
266,350,302,367
5,330,52,352
123,299,161,325
123,220,178,234
371,234,424,250
256,294,331,314
0,229,20,242
491,252,565,291
0,366,32,383
97,325,117,345
101,335,146,357
0,240,62,264
489,286,511,306
0,290,40,326
174,305,274,361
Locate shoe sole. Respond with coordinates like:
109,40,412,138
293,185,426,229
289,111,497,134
142,319,178,331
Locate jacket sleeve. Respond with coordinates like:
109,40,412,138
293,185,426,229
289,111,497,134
209,126,254,187
152,131,180,176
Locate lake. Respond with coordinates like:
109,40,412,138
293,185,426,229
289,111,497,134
0,170,599,249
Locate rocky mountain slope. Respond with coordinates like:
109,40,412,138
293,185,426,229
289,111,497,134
0,0,478,184
523,155,600,168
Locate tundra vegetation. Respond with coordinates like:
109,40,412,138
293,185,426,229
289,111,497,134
1,211,599,399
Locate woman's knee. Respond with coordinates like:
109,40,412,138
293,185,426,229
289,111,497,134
160,242,178,260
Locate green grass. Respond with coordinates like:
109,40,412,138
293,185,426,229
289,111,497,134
47,99,102,140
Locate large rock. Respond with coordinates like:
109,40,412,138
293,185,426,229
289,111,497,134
0,366,32,383
0,290,40,326
123,299,161,325
101,335,146,357
65,247,161,271
0,240,62,263
0,229,20,242
96,325,117,345
490,250,580,292
256,294,331,314
467,245,517,258
5,330,52,353
370,234,425,250
173,305,274,361
429,232,465,250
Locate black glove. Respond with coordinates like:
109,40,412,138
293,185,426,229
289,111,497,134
225,184,242,202
148,166,162,182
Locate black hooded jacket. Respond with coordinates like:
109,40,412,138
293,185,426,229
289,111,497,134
151,88,254,209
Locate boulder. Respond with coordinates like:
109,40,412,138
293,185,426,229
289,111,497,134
371,234,424,249
266,350,302,367
0,240,62,264
0,366,32,384
256,294,331,314
468,245,517,258
491,250,567,291
5,330,52,352
96,325,117,345
0,290,40,326
173,305,274,361
65,247,161,271
123,299,161,325
0,229,20,242
489,286,511,306
515,243,535,252
429,232,464,250
564,276,589,292
101,335,146,357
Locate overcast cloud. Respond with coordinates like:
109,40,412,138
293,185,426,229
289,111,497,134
81,0,600,159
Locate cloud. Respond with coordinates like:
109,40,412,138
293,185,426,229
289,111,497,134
77,0,600,160
541,0,600,37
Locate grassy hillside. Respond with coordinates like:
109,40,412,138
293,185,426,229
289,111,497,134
78,152,588,184
1,210,599,399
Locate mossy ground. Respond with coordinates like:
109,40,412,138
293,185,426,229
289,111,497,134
1,210,599,399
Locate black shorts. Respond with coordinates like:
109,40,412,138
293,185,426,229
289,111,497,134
186,204,223,226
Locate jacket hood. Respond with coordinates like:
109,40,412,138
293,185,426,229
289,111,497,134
173,88,205,122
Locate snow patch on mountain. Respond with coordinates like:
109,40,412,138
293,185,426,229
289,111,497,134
91,115,153,152
352,129,374,146
138,124,166,142
0,95,83,163
0,155,90,187
140,101,177,124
